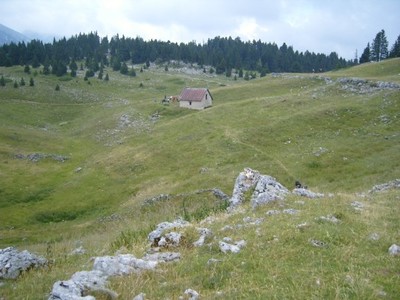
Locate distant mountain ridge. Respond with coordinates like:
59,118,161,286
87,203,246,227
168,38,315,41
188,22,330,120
0,23,31,45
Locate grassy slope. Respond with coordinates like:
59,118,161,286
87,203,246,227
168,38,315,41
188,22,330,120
0,59,399,299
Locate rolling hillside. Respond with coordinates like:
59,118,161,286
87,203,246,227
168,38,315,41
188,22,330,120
0,59,399,299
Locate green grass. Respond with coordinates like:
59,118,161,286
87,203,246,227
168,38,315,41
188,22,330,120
0,60,399,299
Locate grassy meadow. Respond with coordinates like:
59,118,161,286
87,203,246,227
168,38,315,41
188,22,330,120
0,58,399,299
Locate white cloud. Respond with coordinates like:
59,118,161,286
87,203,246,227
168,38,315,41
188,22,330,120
234,18,269,41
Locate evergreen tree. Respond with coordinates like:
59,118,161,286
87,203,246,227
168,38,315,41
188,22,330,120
20,77,25,86
55,84,60,91
238,68,243,78
13,80,18,88
85,69,95,78
244,71,250,81
104,73,109,81
69,60,78,72
29,77,34,86
389,35,400,58
120,62,128,74
371,29,389,61
0,75,5,86
359,43,370,64
31,55,40,68
43,56,51,75
24,65,31,74
129,67,136,77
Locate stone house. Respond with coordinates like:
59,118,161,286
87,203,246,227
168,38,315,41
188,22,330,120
179,88,213,110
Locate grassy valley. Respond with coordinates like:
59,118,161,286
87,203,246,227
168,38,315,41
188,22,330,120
0,59,399,299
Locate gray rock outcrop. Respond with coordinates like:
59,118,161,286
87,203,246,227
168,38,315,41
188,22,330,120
251,175,289,208
148,218,189,247
49,253,159,300
292,188,324,198
229,168,261,208
0,247,47,279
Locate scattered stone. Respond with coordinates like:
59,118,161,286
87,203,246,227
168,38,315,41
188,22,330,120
212,188,230,201
199,167,209,173
368,233,380,241
220,225,234,231
157,232,182,247
243,216,264,225
93,254,157,276
15,153,69,163
142,194,171,206
70,246,86,256
266,210,281,216
0,247,47,279
49,270,109,300
143,252,181,263
133,292,146,300
222,237,233,243
292,188,324,198
74,167,83,173
219,240,246,254
295,200,305,205
309,239,327,248
193,228,212,247
148,218,189,247
369,179,400,193
296,222,310,231
388,244,400,256
351,201,364,211
207,258,222,265
313,147,328,157
184,288,200,300
316,215,340,224
283,209,299,215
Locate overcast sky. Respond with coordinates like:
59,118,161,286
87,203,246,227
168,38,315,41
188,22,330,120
1,0,399,60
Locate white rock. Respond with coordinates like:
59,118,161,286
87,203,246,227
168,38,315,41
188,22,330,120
219,240,246,254
388,244,400,256
292,188,324,198
184,288,200,300
93,254,157,276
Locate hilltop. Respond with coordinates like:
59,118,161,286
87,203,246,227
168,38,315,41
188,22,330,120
0,58,399,299
0,23,30,45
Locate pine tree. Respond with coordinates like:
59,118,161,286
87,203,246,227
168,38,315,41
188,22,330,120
389,35,400,58
13,81,18,88
371,29,389,61
55,84,60,91
129,67,136,77
24,65,31,74
29,77,34,86
20,77,25,86
0,75,5,86
120,62,128,74
104,73,109,81
359,43,370,64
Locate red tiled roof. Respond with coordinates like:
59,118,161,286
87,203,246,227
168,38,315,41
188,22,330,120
179,88,211,102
